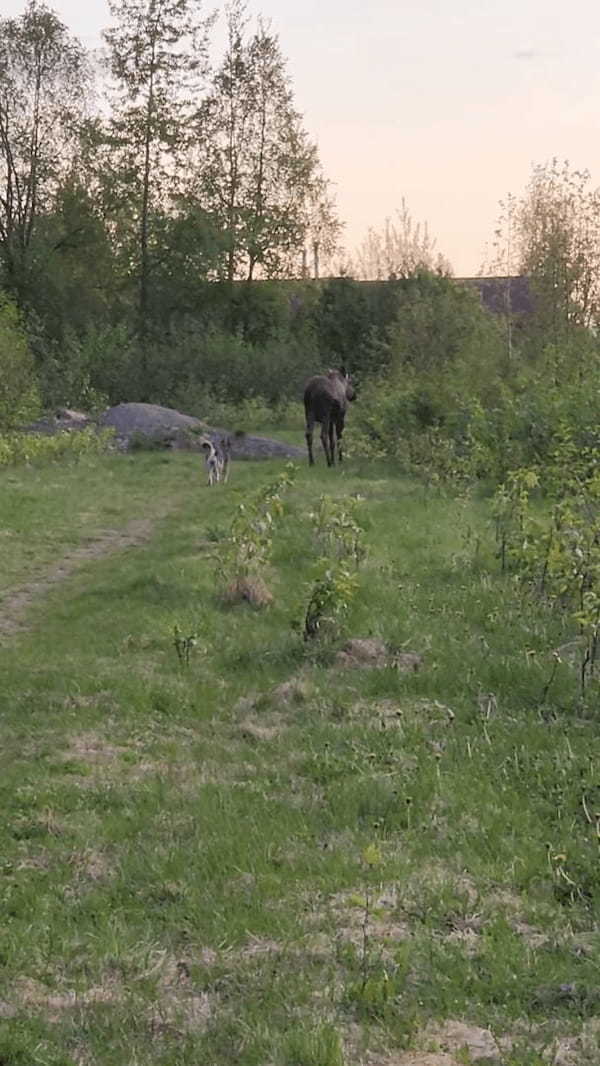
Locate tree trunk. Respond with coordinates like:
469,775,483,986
138,33,157,392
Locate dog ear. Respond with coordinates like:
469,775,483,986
339,364,348,378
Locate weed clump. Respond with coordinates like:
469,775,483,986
302,495,366,642
217,464,296,609
222,575,274,608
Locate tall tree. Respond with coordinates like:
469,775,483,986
516,160,600,340
351,200,452,281
103,0,215,333
0,0,89,300
196,8,341,281
303,182,343,280
485,192,520,365
194,0,254,282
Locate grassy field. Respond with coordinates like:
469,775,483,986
1,449,599,1065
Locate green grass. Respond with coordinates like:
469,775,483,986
0,453,185,593
1,450,600,1064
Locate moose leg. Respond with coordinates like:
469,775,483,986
329,420,336,466
321,419,333,466
336,415,345,463
305,412,315,465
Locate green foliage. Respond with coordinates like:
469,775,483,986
163,319,318,411
197,394,300,433
0,427,113,468
0,2,90,302
0,296,40,431
278,1024,345,1066
349,301,600,493
198,9,340,282
172,623,201,667
519,160,600,339
220,465,297,596
103,0,215,330
387,271,502,375
302,491,365,641
309,494,366,566
343,843,412,1027
315,277,373,366
491,443,600,696
26,179,117,346
491,468,541,574
344,962,411,1023
303,562,359,641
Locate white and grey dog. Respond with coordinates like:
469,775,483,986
201,436,231,486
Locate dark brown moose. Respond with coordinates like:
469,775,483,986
303,367,355,467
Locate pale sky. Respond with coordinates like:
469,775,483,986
5,0,600,274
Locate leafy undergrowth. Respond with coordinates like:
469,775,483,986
1,451,599,1065
0,428,114,471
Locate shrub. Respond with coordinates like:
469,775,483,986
0,427,114,468
218,465,297,607
0,295,40,431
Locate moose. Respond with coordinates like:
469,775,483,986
303,366,355,467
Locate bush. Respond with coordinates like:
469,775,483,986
345,275,600,488
0,295,40,431
349,352,600,487
0,427,114,468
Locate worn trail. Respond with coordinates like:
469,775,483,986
0,503,177,641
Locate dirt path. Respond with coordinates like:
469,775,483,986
0,505,176,642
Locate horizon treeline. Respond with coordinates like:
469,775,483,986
2,0,600,449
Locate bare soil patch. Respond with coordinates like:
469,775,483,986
336,639,423,672
326,887,412,955
364,1020,504,1066
271,674,313,706
365,1055,454,1066
147,955,217,1036
237,716,283,742
67,731,129,764
428,1020,502,1062
15,975,122,1022
14,954,218,1037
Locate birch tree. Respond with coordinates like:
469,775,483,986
517,160,600,338
195,9,341,280
352,200,451,281
0,1,89,299
103,0,215,329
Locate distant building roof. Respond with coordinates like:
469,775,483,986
457,275,534,315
